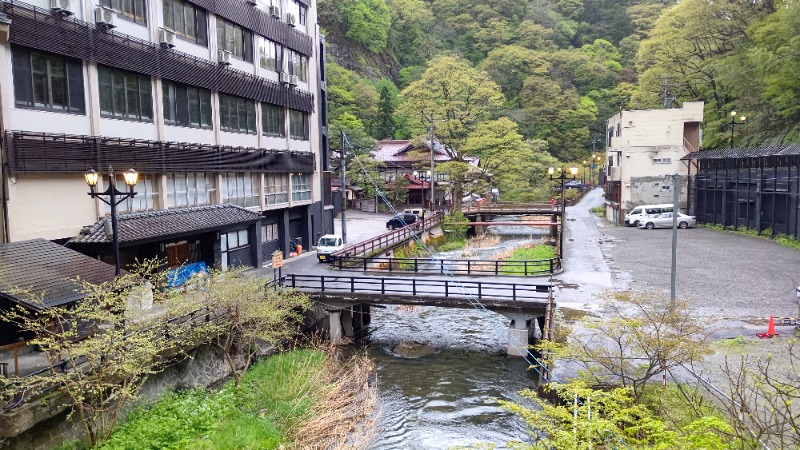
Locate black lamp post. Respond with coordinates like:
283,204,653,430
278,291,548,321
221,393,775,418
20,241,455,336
85,167,139,276
582,160,588,184
549,165,578,257
727,111,747,148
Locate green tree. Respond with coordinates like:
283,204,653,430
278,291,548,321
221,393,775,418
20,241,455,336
386,0,435,65
374,83,398,140
480,45,549,105
539,290,712,402
399,55,505,210
204,268,310,387
499,381,738,450
320,0,391,52
0,261,207,447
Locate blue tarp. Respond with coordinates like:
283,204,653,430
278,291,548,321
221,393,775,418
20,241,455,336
166,262,208,288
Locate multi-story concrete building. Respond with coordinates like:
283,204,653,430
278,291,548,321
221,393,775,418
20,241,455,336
0,0,332,269
603,101,704,225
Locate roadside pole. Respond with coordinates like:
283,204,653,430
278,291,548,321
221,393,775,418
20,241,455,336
670,173,681,306
341,130,348,244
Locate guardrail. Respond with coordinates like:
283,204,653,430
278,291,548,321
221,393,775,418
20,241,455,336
332,211,443,260
333,255,561,276
277,274,552,303
461,202,558,214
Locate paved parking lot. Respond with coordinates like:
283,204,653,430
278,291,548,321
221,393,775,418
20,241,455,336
599,216,800,320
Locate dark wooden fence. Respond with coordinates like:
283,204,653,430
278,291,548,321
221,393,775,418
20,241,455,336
332,255,560,276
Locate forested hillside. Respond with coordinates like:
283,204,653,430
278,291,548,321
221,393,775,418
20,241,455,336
318,0,800,200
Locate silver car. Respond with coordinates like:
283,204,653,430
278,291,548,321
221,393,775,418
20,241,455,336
638,212,697,229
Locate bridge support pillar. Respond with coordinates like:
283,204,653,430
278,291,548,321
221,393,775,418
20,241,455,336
505,313,537,358
328,310,343,344
341,308,354,338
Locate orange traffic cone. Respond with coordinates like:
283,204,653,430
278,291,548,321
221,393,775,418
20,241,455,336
757,315,779,339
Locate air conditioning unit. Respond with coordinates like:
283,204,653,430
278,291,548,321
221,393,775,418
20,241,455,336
159,28,176,48
268,5,280,17
279,71,290,84
289,75,298,86
50,0,74,16
94,7,116,29
285,13,296,26
218,49,232,66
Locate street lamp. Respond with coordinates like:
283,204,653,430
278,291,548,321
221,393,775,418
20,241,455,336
85,167,139,276
727,111,747,148
582,160,588,184
549,165,579,257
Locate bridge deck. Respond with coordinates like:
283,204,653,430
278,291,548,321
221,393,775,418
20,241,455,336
277,274,553,313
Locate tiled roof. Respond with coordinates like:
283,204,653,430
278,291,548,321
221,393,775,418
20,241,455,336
0,239,117,310
682,145,800,160
70,204,263,245
372,139,452,164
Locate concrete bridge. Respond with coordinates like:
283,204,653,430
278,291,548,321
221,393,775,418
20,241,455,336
275,274,555,358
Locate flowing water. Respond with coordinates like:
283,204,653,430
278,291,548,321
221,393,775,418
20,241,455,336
363,223,550,449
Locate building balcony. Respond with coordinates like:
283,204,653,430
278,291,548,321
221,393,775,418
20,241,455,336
4,130,315,174
608,166,621,182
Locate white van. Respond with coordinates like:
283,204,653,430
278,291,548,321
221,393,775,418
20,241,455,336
316,234,344,263
402,208,426,219
624,204,674,227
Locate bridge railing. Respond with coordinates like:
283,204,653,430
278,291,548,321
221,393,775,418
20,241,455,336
461,202,559,214
333,255,560,276
277,274,552,302
332,211,443,260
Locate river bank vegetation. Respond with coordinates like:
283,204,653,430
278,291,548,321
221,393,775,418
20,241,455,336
88,349,376,450
493,290,800,448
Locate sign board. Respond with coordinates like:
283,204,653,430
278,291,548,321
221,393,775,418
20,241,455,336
271,250,283,269
590,163,598,169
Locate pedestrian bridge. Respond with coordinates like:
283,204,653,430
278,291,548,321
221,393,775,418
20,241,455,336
274,274,555,357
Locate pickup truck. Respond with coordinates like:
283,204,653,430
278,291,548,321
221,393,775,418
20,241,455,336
316,234,344,263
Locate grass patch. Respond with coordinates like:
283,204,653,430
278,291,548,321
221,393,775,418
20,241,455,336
701,223,800,251
95,349,375,450
589,206,605,216
498,244,557,275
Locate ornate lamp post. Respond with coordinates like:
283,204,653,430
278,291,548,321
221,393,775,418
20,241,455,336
549,165,579,257
728,111,747,148
85,167,139,276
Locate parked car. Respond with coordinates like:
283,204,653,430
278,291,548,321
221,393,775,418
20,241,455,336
316,234,344,263
637,212,697,229
564,180,586,190
386,213,418,230
402,208,426,218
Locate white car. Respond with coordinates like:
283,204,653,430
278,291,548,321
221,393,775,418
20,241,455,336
638,212,697,229
316,234,344,262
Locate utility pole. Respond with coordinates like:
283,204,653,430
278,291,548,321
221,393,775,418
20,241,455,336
340,130,347,244
428,114,435,211
670,173,681,306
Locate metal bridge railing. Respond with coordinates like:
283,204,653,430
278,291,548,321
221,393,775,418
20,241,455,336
277,274,552,303
333,255,561,276
332,211,442,260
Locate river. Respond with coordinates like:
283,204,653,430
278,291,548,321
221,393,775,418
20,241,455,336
363,227,549,449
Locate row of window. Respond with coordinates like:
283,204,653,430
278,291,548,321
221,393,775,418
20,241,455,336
109,172,311,213
12,47,310,138
101,0,309,79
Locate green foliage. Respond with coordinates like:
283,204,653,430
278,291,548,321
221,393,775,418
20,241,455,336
320,0,390,52
590,205,605,216
441,211,470,238
99,350,327,449
0,260,206,447
203,268,311,387
499,380,742,449
538,290,712,402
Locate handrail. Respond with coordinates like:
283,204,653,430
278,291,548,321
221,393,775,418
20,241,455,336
276,274,552,303
461,202,558,214
334,255,561,276
332,211,442,259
